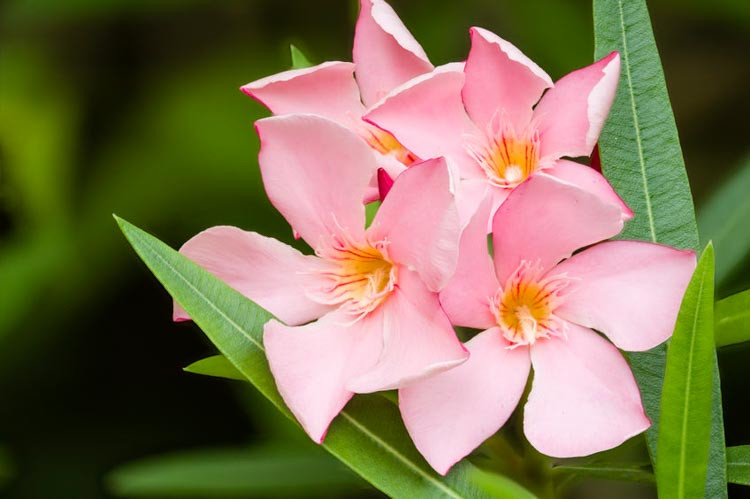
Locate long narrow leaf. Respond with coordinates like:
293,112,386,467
552,463,654,484
184,355,245,381
698,156,750,288
715,289,750,348
469,468,537,499
593,1,726,495
115,216,504,498
656,244,716,498
726,446,750,486
107,446,364,497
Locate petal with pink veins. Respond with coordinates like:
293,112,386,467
546,159,633,220
463,27,552,132
534,52,621,160
492,174,623,284
256,115,377,250
346,269,468,393
241,62,365,124
364,68,478,177
353,0,433,107
368,157,460,292
173,227,335,326
440,196,498,329
400,328,530,475
554,240,696,351
524,322,650,457
263,309,382,443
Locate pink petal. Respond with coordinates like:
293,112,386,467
264,309,382,443
454,178,491,229
353,0,433,107
346,269,468,393
367,157,460,292
524,322,650,457
173,226,334,326
554,241,696,351
364,67,477,176
492,174,623,284
546,159,633,220
534,52,621,160
256,115,376,251
399,328,530,475
363,155,406,204
440,196,498,329
241,62,365,124
486,186,512,232
462,27,552,132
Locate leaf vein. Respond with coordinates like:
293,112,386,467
677,264,707,496
617,0,657,243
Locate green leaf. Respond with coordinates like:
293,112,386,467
715,289,750,347
698,156,750,288
365,200,380,228
726,446,750,486
289,44,312,70
593,0,698,249
107,446,364,497
468,468,537,499
552,462,654,484
184,355,245,381
656,244,717,498
593,3,726,495
115,216,501,498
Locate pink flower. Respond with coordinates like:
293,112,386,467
365,27,632,225
241,0,437,200
174,114,467,443
398,174,696,475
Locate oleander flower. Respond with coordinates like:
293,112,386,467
398,174,696,475
174,114,467,442
365,27,631,225
241,0,438,200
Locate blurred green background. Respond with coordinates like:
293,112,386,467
1,0,748,497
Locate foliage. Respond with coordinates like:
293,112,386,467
698,155,750,290
107,445,364,497
116,216,517,498
715,290,750,348
594,1,727,496
656,244,716,497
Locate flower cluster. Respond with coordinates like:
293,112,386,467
176,0,696,476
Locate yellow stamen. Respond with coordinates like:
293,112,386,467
491,261,569,346
466,120,541,188
316,236,397,320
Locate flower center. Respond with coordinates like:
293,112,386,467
359,122,419,166
318,237,397,320
465,121,540,188
490,261,569,346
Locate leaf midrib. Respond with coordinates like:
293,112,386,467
616,0,657,243
677,264,707,496
133,228,464,499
